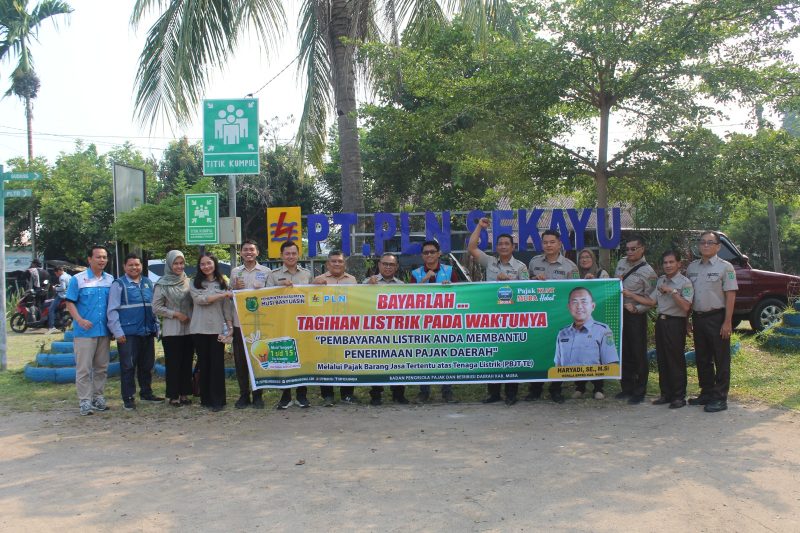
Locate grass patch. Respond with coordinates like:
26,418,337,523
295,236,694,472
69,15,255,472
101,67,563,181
2,327,798,412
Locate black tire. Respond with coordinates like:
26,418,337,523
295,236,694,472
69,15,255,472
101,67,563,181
9,313,27,333
749,298,785,331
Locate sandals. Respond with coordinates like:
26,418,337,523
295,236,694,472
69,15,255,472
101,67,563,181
180,398,192,405
169,400,182,407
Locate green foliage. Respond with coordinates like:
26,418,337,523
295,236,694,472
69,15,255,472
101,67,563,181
360,21,568,211
724,197,800,274
35,143,114,263
157,137,205,194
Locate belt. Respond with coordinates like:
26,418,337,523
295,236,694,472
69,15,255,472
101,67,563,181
692,308,724,318
659,314,686,320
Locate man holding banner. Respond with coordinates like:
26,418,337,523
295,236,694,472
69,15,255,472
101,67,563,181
411,240,459,403
270,241,314,409
313,250,358,406
468,217,528,406
364,252,409,406
525,230,579,403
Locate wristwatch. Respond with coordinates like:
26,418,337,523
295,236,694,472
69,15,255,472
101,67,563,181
671,289,678,295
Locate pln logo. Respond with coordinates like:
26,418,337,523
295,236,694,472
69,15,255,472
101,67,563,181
324,295,347,304
309,292,323,306
267,207,303,258
497,286,513,305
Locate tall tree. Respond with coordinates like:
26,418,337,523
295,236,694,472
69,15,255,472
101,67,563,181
0,0,72,161
524,0,800,267
131,0,519,216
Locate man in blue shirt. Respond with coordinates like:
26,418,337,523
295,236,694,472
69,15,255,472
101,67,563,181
107,253,163,411
65,245,115,416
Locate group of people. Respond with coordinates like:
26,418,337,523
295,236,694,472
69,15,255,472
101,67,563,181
465,220,736,413
66,223,736,416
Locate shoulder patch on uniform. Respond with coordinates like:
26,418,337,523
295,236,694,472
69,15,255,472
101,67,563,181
727,271,735,280
682,287,692,297
605,333,614,345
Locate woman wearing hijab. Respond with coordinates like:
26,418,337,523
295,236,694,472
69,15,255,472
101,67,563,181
190,252,234,412
573,248,610,400
153,250,195,407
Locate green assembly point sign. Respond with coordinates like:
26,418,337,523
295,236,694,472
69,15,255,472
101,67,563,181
185,193,219,245
203,98,260,176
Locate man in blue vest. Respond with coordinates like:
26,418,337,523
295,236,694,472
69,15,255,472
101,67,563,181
411,240,459,403
107,253,163,411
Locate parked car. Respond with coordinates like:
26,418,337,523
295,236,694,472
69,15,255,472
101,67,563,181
706,233,800,331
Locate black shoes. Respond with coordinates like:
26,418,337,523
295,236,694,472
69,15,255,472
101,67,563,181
688,395,711,406
504,396,518,406
370,396,383,406
234,395,251,409
252,392,265,409
123,398,136,411
416,391,430,403
550,392,565,404
393,395,410,405
141,394,164,402
627,395,645,405
704,399,728,412
614,391,631,400
669,399,686,409
651,397,670,405
296,396,311,408
482,395,502,404
276,398,291,409
341,395,360,405
523,393,541,401
322,396,335,407
442,390,456,403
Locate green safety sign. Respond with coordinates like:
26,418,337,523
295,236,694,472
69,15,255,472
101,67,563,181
0,171,41,180
185,193,219,245
203,98,260,176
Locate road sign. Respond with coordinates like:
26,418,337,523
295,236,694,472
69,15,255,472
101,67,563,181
1,171,41,180
185,193,219,245
4,189,32,198
203,98,260,176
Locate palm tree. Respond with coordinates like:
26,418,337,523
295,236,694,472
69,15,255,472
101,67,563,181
131,0,518,215
0,0,73,162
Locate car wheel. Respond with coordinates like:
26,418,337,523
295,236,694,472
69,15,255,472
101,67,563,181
749,298,785,331
9,312,27,333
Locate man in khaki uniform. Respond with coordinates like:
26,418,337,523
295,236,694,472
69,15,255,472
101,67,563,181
363,252,409,406
468,217,528,406
642,250,694,409
231,240,271,409
686,231,738,413
525,229,579,403
269,241,314,409
313,250,358,405
614,235,657,405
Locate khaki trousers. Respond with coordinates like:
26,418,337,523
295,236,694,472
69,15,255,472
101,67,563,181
74,336,111,402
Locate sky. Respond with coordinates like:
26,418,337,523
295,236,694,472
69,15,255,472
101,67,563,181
0,0,305,165
0,0,786,168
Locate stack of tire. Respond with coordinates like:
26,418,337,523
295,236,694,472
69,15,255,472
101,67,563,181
764,300,800,350
24,330,120,383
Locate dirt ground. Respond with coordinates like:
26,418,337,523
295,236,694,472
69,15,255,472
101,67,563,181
1,398,798,532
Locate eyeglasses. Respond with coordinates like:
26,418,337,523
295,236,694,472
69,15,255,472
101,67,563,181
698,240,719,246
379,262,398,267
422,250,438,255
625,246,641,252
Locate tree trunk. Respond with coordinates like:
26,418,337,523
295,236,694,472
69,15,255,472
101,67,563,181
596,102,611,271
329,0,365,216
25,95,37,261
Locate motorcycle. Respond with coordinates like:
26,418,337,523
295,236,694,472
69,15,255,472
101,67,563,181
8,287,72,333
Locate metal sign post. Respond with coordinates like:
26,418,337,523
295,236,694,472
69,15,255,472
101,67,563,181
0,166,41,371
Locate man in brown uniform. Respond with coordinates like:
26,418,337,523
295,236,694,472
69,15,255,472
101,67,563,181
313,250,358,405
268,241,314,408
525,229,579,403
686,231,738,413
614,235,657,405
